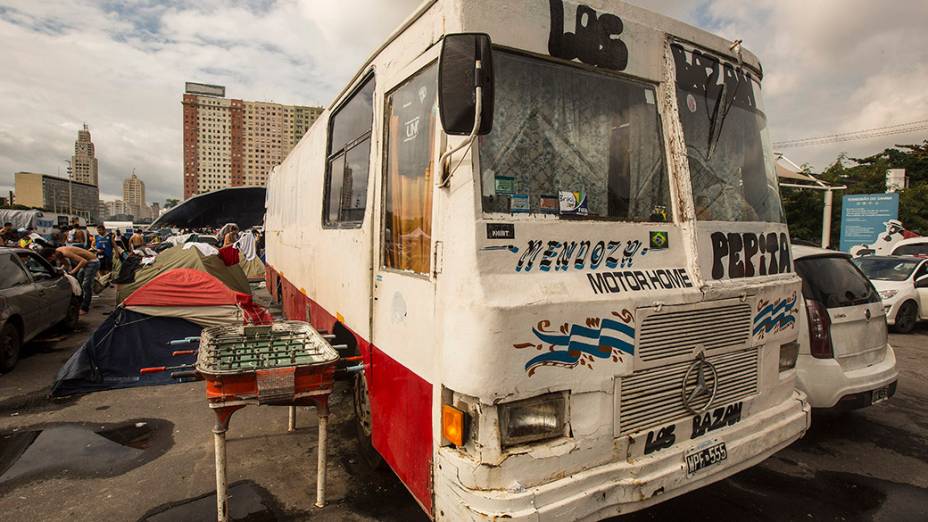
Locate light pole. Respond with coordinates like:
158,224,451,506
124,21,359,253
66,160,73,216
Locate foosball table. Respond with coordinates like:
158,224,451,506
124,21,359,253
195,321,339,522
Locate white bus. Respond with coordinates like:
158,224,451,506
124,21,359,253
265,0,810,519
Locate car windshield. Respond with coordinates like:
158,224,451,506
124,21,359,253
854,257,921,281
672,43,784,223
479,51,671,221
892,243,928,256
796,255,879,308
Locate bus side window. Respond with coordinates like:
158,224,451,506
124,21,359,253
323,75,376,227
383,63,438,274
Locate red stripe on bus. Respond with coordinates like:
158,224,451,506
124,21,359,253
268,266,434,514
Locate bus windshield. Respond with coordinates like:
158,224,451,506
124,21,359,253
479,51,671,222
672,43,784,223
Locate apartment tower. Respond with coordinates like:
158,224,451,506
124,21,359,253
182,82,323,199
122,172,146,217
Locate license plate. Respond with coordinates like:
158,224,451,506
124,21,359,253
872,386,889,404
685,441,727,476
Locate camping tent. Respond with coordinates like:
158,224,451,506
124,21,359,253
115,244,251,302
51,269,271,396
239,256,266,282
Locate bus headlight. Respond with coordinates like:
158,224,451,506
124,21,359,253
779,341,800,372
499,393,567,447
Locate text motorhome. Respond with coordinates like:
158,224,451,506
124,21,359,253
265,0,810,519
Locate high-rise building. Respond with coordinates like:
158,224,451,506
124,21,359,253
182,82,323,198
71,123,99,186
123,172,145,217
14,171,99,221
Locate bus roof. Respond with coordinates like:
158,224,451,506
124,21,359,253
327,0,762,112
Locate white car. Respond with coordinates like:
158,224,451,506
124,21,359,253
854,255,928,333
889,237,928,257
792,245,898,409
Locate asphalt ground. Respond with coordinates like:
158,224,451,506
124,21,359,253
0,286,926,521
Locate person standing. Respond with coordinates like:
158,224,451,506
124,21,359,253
94,224,114,275
49,245,99,314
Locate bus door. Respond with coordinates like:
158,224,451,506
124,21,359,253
369,61,440,511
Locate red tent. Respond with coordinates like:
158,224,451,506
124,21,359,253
123,269,271,326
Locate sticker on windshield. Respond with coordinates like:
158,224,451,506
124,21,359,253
559,191,589,215
495,176,515,195
539,195,559,214
686,93,697,113
510,194,530,213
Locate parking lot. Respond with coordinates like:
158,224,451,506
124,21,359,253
0,287,926,521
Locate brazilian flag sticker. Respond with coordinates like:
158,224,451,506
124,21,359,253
650,231,669,250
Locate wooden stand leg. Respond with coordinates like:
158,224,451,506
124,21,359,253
288,405,297,432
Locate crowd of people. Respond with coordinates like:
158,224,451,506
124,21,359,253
2,219,265,316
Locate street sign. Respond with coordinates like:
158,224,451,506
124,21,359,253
839,193,899,252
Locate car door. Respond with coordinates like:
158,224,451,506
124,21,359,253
0,253,43,339
913,261,928,319
17,252,70,331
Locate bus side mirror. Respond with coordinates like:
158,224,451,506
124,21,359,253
438,33,494,136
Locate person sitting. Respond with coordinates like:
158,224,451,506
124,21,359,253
129,229,145,250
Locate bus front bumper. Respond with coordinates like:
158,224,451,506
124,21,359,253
435,391,810,521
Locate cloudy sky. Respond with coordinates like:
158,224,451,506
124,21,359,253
1,0,927,205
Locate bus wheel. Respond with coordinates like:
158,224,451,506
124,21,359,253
353,372,383,469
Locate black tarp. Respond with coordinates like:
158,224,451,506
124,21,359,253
51,308,202,396
151,187,265,230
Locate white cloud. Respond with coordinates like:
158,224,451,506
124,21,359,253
1,0,926,209
0,0,421,204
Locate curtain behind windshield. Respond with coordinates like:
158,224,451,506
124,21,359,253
479,51,670,221
672,43,784,223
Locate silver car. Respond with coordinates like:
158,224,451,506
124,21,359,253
0,247,79,372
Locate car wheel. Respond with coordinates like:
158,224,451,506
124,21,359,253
353,372,383,469
59,296,81,332
0,322,22,373
892,301,918,334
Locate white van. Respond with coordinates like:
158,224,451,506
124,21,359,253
792,245,898,408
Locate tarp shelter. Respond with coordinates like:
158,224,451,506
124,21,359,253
51,269,271,396
115,244,251,302
150,186,266,230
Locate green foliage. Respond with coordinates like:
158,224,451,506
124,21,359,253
783,141,928,247
164,198,180,208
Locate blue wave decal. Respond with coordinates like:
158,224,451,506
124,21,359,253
753,293,798,337
515,311,636,376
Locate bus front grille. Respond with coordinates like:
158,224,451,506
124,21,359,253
637,304,752,362
618,348,759,436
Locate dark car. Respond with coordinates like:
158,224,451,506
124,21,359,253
0,247,79,372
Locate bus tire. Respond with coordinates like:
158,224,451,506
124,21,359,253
353,371,383,469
